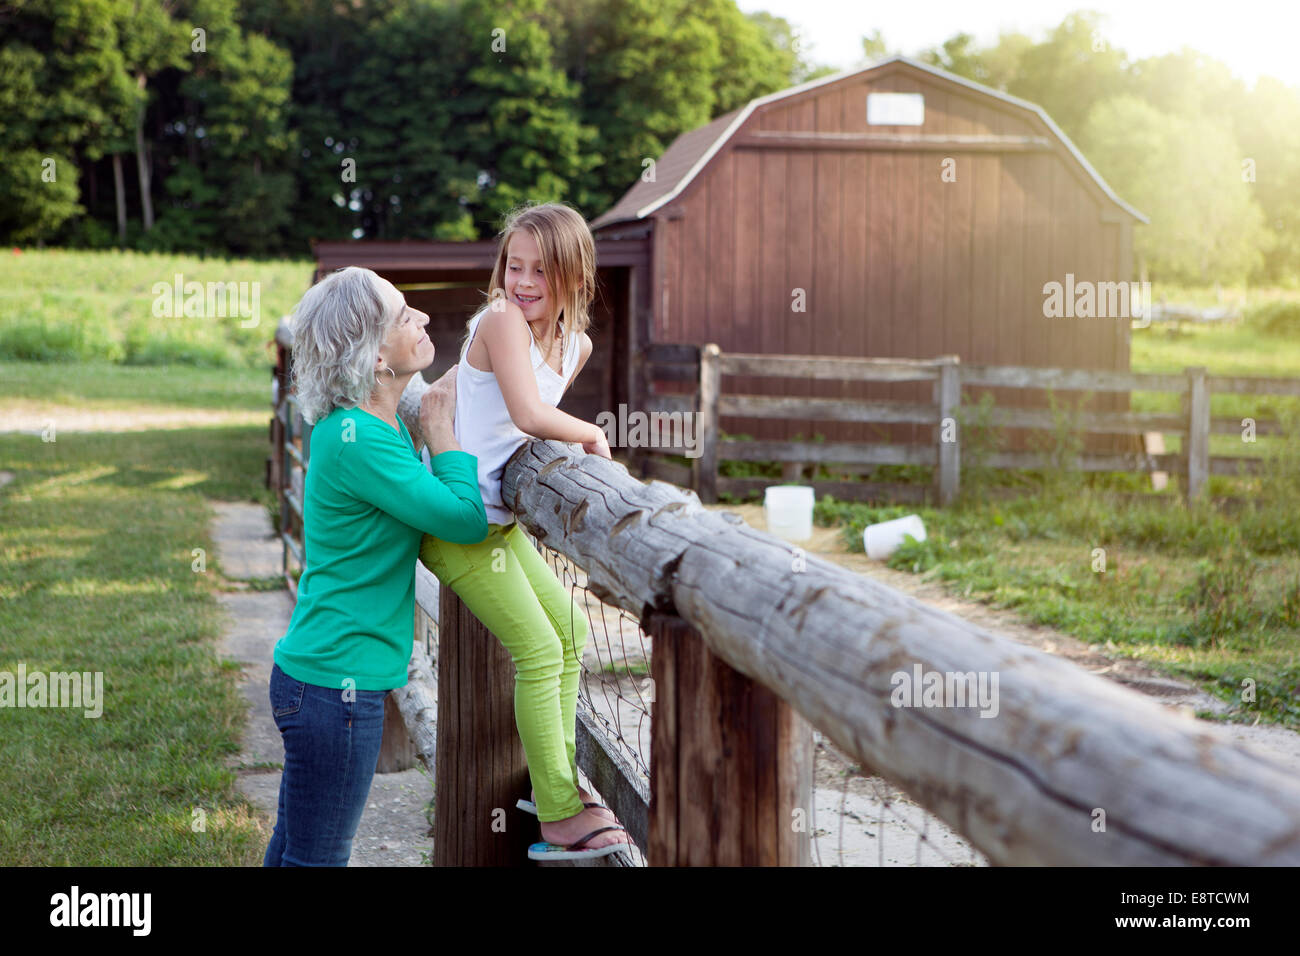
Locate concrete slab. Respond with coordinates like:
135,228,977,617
218,591,289,770
211,500,281,580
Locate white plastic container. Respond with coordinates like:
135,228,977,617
863,514,927,560
764,485,814,542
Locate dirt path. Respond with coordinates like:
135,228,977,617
0,402,265,433
704,502,1300,772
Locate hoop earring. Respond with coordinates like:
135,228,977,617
376,366,396,386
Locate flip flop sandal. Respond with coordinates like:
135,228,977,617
527,825,630,861
516,798,613,817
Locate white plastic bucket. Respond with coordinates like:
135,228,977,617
764,485,814,542
863,514,927,560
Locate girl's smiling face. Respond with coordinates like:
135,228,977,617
504,230,559,325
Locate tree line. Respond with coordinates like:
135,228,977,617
3,3,1296,285
0,0,819,256
911,11,1299,285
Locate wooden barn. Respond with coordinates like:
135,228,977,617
590,54,1147,451
304,55,1146,488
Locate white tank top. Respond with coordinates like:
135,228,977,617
422,306,581,526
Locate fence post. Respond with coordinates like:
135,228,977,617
375,695,417,773
1185,366,1210,502
694,343,721,503
934,355,961,506
433,587,533,866
268,388,284,494
647,613,812,866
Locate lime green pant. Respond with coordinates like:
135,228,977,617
418,521,589,822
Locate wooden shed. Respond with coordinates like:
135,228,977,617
591,54,1148,452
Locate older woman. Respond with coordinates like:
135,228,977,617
264,266,488,867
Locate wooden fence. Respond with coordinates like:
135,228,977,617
633,344,1300,505
270,319,307,596
270,321,1300,865
495,436,1300,864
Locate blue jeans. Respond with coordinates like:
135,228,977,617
262,662,391,867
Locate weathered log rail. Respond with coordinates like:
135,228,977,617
502,437,1300,865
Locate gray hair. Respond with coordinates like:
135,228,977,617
289,266,395,424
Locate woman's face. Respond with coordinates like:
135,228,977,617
504,230,559,325
376,278,434,376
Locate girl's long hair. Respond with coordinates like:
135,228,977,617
460,202,596,358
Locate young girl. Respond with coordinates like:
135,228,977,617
417,202,630,861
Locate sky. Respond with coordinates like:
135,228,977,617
734,0,1300,89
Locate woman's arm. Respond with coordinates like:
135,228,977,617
334,428,488,543
478,302,605,446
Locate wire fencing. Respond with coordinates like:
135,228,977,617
811,732,987,867
537,530,651,867
527,525,988,868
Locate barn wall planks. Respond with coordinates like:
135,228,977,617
758,103,790,442
630,61,1141,456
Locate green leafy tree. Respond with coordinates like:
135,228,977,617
236,0,400,246
735,10,856,81
1129,47,1247,122
120,0,297,255
555,0,801,220
553,0,719,218
1231,76,1300,282
919,29,1032,92
0,0,136,243
113,0,191,235
320,0,594,240
453,0,597,233
860,28,889,63
1083,95,1268,283
1003,11,1131,141
746,10,831,83
691,0,800,108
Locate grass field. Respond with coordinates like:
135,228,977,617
0,362,273,864
1131,317,1300,463
0,248,312,367
811,487,1300,727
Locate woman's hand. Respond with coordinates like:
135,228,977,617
582,426,611,460
421,365,460,455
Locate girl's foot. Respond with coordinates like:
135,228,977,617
538,805,631,853
531,787,618,823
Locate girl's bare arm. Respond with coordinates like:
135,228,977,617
478,302,604,445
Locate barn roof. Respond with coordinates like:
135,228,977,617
591,55,1147,230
